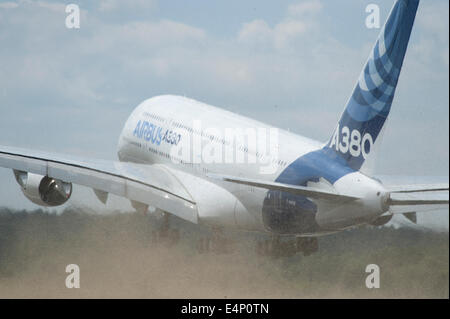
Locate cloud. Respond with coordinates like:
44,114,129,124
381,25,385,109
417,1,449,42
35,0,66,12
414,1,449,67
116,20,206,45
0,2,18,9
237,1,324,50
237,19,273,47
287,0,323,17
272,19,308,49
0,1,207,108
0,0,66,12
0,0,447,178
98,0,156,12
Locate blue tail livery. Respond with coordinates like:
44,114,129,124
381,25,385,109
326,0,419,171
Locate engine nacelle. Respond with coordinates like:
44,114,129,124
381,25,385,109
13,170,72,207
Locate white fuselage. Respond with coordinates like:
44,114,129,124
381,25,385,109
117,95,388,235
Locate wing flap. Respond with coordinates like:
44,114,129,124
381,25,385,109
402,212,417,224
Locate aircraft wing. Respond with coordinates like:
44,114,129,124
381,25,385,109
208,174,360,202
210,173,449,212
0,145,198,224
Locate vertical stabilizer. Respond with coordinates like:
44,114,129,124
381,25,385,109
326,0,419,171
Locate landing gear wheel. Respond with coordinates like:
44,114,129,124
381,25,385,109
168,228,180,246
196,237,211,253
256,238,275,257
196,228,234,254
151,213,180,247
296,237,319,256
256,236,316,257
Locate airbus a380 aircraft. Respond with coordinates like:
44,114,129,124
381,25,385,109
0,0,448,255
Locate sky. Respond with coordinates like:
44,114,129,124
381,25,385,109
0,0,448,229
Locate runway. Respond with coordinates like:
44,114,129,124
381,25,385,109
0,208,448,298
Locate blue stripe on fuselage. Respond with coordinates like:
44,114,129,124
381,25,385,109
276,147,355,186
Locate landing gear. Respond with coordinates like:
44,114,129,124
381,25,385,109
196,227,234,254
256,236,297,257
296,237,319,256
256,236,319,257
151,213,180,246
131,200,149,215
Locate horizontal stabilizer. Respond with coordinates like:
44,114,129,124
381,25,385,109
387,183,449,193
388,198,449,206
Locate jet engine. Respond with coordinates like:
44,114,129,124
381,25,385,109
13,170,72,207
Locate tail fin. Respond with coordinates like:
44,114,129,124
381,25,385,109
326,0,419,171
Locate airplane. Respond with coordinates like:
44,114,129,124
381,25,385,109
0,0,448,256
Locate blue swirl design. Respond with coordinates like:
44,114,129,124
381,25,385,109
328,0,419,170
